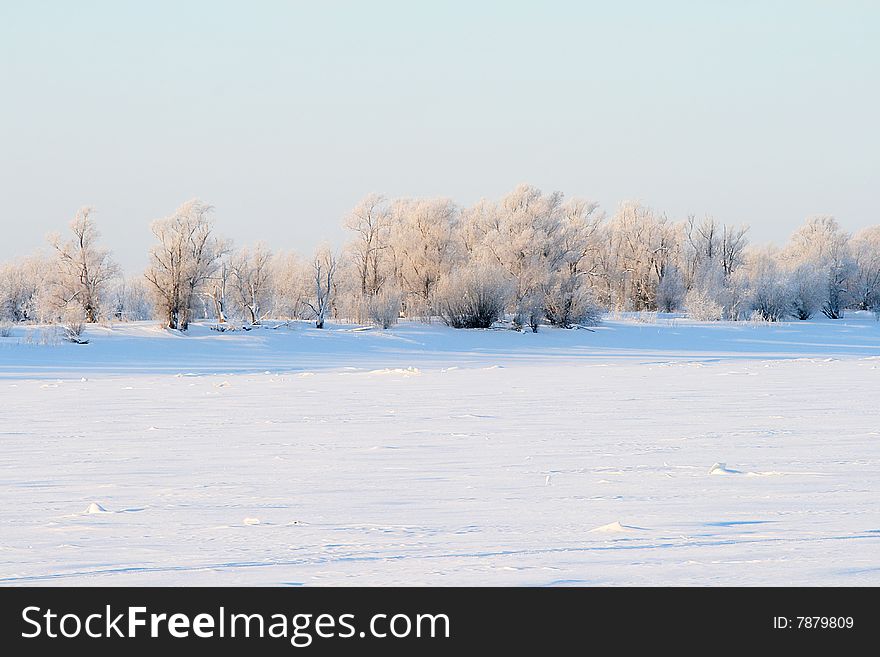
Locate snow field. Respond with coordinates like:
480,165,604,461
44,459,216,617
2,317,879,584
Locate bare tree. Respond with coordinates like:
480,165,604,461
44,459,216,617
345,195,392,297
203,257,232,324
306,247,338,329
229,243,273,324
48,207,118,322
683,215,719,285
683,217,748,278
271,251,311,320
144,200,226,330
720,223,749,277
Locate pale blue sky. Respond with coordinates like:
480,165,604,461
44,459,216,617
1,1,878,270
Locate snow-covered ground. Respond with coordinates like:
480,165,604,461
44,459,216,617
2,314,879,585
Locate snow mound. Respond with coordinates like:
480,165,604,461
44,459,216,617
367,367,421,376
708,462,742,475
590,521,643,534
85,502,109,514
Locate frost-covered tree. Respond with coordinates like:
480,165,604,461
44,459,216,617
848,226,880,312
306,246,337,329
746,248,790,321
270,251,311,320
481,186,569,329
683,217,749,282
462,185,604,331
786,263,823,320
540,198,603,326
685,288,724,321
682,216,719,287
600,202,673,311
229,243,273,324
47,208,118,322
720,269,752,321
0,254,47,322
203,257,232,324
345,194,391,297
679,216,749,320
10,182,878,332
542,274,602,327
458,198,497,259
685,259,726,321
343,194,395,324
107,277,154,321
783,216,853,319
656,265,686,312
720,224,750,278
145,200,226,330
389,197,460,316
461,186,551,329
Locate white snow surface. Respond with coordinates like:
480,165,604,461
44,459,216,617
1,314,879,585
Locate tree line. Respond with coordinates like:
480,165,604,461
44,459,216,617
2,184,879,335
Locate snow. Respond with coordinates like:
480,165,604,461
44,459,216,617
1,313,879,585
589,521,645,534
708,463,741,476
84,502,108,515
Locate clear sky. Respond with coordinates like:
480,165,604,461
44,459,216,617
1,1,878,271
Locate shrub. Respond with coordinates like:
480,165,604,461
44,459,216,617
656,267,685,313
543,275,602,328
367,288,401,329
61,308,89,344
787,264,823,320
436,265,509,329
685,288,723,321
748,255,790,322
